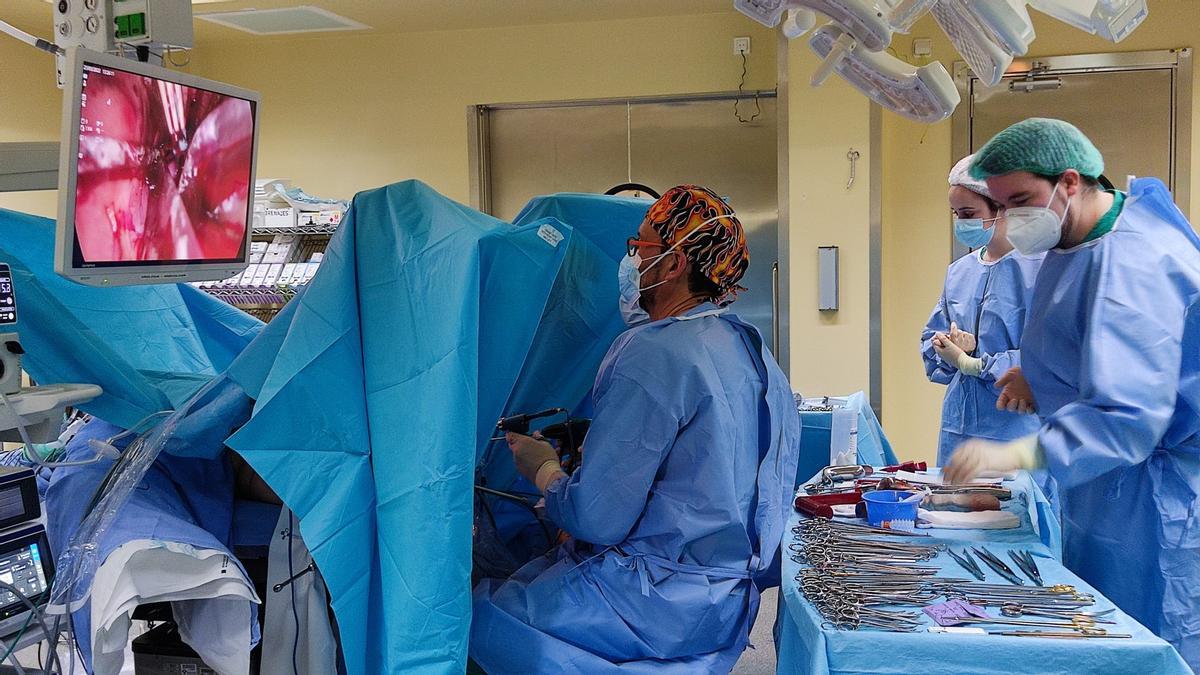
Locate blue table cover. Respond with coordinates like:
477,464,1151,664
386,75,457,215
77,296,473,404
778,470,1192,675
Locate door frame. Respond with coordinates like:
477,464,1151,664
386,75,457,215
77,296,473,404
950,48,1193,260
466,89,787,368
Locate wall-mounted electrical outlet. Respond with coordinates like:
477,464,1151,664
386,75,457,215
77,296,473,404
734,36,751,55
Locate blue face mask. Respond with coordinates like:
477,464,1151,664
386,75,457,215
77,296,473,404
953,216,999,249
618,252,671,327
618,254,651,326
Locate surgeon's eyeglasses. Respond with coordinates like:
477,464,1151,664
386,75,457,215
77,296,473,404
627,237,667,258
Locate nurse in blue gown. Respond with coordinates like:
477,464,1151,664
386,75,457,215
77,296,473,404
470,185,800,674
921,154,1043,467
946,118,1200,670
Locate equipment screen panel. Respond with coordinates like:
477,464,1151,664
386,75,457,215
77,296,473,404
71,59,257,268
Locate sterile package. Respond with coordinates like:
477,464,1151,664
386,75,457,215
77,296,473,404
262,207,296,232
248,241,268,264
917,508,1020,529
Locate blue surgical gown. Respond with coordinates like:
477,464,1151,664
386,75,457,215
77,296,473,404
470,305,800,673
921,249,1043,465
1021,178,1200,671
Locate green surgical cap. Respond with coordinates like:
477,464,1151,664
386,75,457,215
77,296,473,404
969,118,1104,181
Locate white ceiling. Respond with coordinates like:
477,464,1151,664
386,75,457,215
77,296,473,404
6,0,737,43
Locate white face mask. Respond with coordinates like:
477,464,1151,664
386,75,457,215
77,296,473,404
617,215,732,326
1004,180,1071,255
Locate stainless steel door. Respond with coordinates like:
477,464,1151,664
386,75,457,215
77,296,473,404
480,95,779,351
971,69,1174,190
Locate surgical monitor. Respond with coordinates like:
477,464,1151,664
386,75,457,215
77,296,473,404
55,48,260,286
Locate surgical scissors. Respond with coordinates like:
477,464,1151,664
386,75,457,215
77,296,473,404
1000,604,1116,624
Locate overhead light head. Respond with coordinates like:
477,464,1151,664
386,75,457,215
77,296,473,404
734,0,793,27
808,23,960,123
1027,0,1148,43
793,0,894,51
962,0,1036,56
931,0,1014,87
782,8,819,39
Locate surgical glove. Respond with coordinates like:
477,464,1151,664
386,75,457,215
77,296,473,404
934,333,982,376
943,435,1044,485
506,432,562,491
996,367,1037,414
955,351,983,377
948,322,977,353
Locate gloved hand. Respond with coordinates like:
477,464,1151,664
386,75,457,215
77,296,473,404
948,322,977,353
506,432,564,492
943,435,1043,485
933,332,983,377
996,367,1037,414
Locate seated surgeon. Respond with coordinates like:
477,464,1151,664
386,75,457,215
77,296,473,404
470,185,800,673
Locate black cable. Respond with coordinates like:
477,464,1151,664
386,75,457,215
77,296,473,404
734,51,761,124
0,584,61,675
474,487,556,550
287,513,301,675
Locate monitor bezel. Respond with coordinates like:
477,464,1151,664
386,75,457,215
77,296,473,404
55,47,261,287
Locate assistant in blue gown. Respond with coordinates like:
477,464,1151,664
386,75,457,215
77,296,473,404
921,249,1043,465
470,303,800,674
1018,177,1200,669
921,155,1044,467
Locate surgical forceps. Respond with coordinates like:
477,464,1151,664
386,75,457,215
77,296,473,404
972,547,1025,585
1008,549,1044,586
946,549,985,581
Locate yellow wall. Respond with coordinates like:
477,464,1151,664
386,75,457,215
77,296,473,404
881,2,1200,464
784,39,875,395
0,35,63,217
187,13,776,204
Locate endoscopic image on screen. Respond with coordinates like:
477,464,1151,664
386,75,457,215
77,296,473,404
72,63,255,265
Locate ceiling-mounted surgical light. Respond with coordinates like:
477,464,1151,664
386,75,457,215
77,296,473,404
734,0,795,27
782,8,819,39
792,0,893,51
880,0,938,33
962,0,1036,56
808,23,960,123
1026,0,1148,43
930,0,1014,87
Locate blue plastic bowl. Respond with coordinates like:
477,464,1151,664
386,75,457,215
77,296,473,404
862,490,919,530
